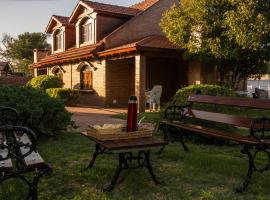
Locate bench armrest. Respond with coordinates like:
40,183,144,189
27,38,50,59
250,117,270,142
164,103,192,121
0,106,19,126
0,125,37,159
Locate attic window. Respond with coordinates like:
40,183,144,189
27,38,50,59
80,18,92,44
54,30,62,51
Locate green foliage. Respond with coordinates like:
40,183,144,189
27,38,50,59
0,85,73,136
46,88,79,106
161,0,270,85
3,133,270,199
26,75,63,91
173,84,235,104
0,32,50,74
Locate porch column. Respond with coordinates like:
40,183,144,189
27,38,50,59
135,55,146,113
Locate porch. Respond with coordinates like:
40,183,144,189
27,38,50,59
104,53,188,112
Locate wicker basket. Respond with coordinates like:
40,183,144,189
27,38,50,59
86,124,153,141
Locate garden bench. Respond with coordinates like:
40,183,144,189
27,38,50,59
0,106,52,200
81,132,167,192
158,95,270,192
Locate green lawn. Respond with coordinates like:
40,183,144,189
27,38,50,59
1,132,270,200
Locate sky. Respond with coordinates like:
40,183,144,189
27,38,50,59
0,0,142,38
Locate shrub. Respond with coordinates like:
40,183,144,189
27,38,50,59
163,84,237,144
26,75,63,91
0,85,73,136
173,84,235,104
46,88,79,106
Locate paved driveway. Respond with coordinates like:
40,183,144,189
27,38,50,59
66,106,126,132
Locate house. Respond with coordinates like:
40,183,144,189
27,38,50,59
0,62,11,76
32,0,218,112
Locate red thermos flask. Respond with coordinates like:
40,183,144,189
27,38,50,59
126,96,138,132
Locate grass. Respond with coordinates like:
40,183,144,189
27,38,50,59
1,132,270,200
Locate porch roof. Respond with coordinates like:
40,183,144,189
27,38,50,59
33,35,179,68
32,43,103,68
98,35,179,57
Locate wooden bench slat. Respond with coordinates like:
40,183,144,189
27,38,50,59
188,95,270,109
162,120,270,145
186,109,254,128
15,133,44,168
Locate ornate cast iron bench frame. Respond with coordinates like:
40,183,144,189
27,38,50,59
158,95,270,193
81,132,167,192
0,106,52,200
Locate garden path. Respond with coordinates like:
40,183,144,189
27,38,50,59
66,106,126,131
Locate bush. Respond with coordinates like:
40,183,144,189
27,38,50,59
173,84,235,104
26,75,63,91
0,85,73,136
46,88,79,106
163,84,237,144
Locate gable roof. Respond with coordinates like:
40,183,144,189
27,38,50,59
69,0,141,23
45,15,74,34
131,0,160,10
53,15,70,25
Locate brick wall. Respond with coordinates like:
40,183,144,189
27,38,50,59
96,15,128,41
47,59,107,105
0,75,31,86
105,58,133,107
104,0,178,49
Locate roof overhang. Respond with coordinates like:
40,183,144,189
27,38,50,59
69,1,94,23
45,15,73,34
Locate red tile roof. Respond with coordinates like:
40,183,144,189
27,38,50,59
131,0,160,10
53,15,70,25
81,0,141,16
33,43,103,67
98,35,178,56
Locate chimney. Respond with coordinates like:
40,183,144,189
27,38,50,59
33,49,50,63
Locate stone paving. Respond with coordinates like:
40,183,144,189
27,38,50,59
66,106,127,132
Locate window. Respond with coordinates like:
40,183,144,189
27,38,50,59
54,68,63,80
80,18,92,44
80,66,93,90
54,30,62,51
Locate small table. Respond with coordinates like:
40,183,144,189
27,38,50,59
81,132,168,191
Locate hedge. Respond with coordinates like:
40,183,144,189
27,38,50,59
46,88,79,106
173,84,235,104
0,85,73,136
26,75,63,91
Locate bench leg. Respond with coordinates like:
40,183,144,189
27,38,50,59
156,123,168,155
83,143,104,171
236,146,254,193
104,151,162,192
144,150,161,185
103,153,126,192
0,165,52,200
178,131,189,152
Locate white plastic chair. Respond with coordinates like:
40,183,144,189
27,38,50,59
145,85,162,111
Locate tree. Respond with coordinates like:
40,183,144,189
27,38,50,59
160,0,270,87
0,32,50,75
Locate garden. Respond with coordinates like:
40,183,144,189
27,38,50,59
1,76,270,200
